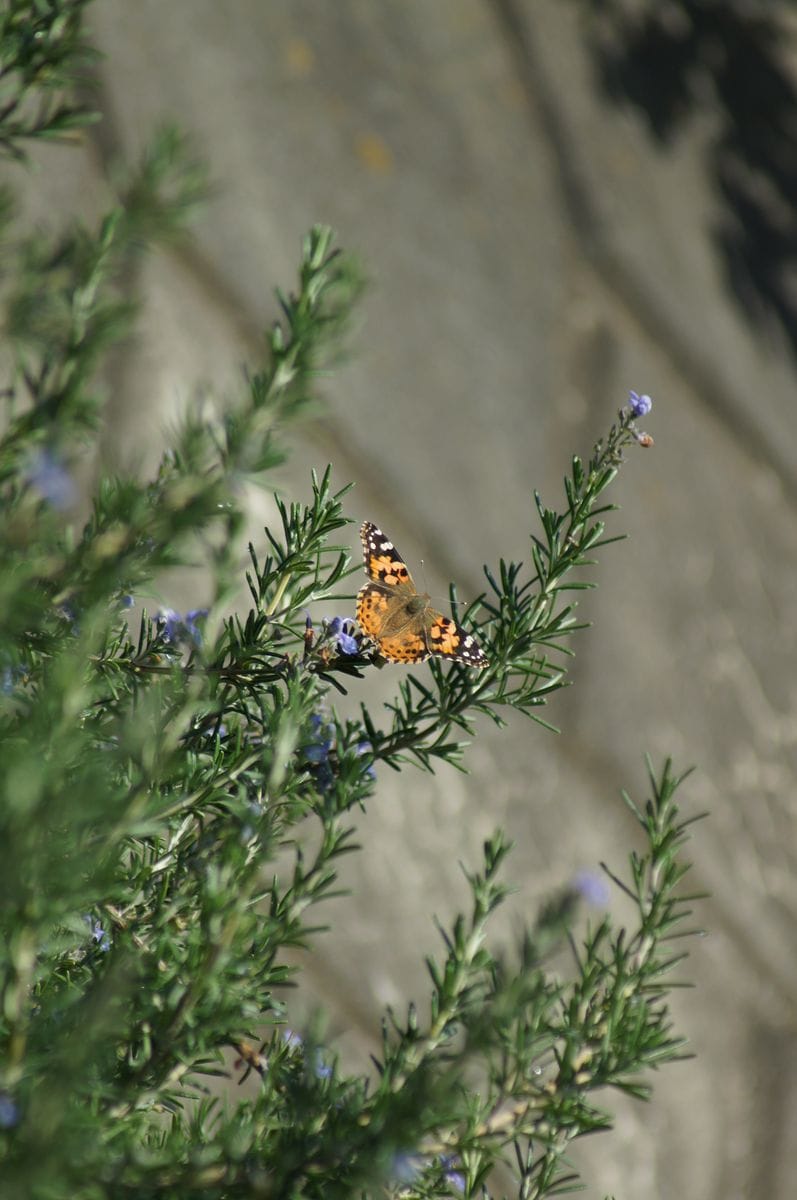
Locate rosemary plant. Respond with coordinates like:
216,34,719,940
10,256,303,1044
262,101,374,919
0,5,703,1198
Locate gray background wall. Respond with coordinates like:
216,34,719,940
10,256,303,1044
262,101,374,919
27,3,797,1196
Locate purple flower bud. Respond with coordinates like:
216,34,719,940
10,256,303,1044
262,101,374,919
628,390,653,418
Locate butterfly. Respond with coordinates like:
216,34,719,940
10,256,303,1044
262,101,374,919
355,521,488,667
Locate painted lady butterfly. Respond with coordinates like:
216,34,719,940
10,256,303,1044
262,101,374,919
355,521,488,667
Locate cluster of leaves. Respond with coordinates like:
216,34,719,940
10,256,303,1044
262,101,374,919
0,5,699,1199
374,759,700,1199
0,0,98,159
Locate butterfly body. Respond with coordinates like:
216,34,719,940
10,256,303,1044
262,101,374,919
356,521,487,668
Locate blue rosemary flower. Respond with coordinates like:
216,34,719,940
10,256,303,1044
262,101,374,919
392,1152,422,1184
302,714,335,793
2,665,18,695
84,914,111,952
314,1052,333,1080
328,616,358,656
572,870,610,908
157,608,182,643
391,1152,464,1191
183,609,208,647
157,608,208,648
441,1155,466,1192
628,390,653,418
281,1029,332,1078
58,602,79,632
303,714,334,765
282,1029,304,1051
0,1093,19,1129
24,448,76,510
